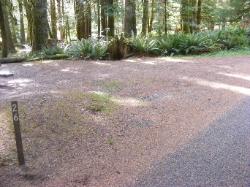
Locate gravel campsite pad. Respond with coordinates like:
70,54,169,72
1,56,250,186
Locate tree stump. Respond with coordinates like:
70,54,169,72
108,34,130,60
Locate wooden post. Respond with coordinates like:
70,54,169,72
11,101,25,166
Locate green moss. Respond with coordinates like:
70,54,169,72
107,137,114,146
85,93,117,113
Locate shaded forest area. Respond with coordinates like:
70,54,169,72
1,0,250,60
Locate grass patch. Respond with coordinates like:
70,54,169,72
85,92,117,113
65,90,118,114
107,136,114,146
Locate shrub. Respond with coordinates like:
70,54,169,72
85,93,116,113
158,33,215,56
130,36,160,55
66,39,108,60
42,46,64,56
215,27,248,49
157,27,248,56
27,46,68,60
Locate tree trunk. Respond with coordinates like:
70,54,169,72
101,0,108,36
75,0,91,39
66,15,71,41
107,0,114,37
97,0,101,38
23,0,33,44
189,0,197,33
196,0,202,31
61,0,66,40
164,0,168,34
50,0,57,39
142,0,149,35
3,4,16,53
148,0,155,33
32,0,49,51
86,2,91,37
181,0,190,33
18,0,25,44
0,0,8,57
124,0,136,37
57,0,64,40
10,12,18,44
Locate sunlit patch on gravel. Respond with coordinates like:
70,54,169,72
214,65,233,70
140,61,156,65
111,97,148,107
182,76,250,96
41,60,54,64
89,91,148,107
158,57,193,63
61,67,79,74
218,72,250,81
92,62,112,66
0,69,14,77
22,63,34,67
124,59,137,63
8,78,33,87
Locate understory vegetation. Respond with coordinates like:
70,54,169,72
131,27,249,56
28,27,250,60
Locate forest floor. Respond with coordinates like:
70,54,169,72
0,56,250,186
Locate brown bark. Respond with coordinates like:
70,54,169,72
23,0,33,44
0,0,8,57
181,0,190,33
164,0,168,34
108,0,114,37
50,0,57,39
101,0,108,36
196,0,202,31
32,0,49,51
142,0,149,35
18,0,25,44
124,0,136,37
3,3,16,53
75,0,91,39
148,0,155,33
97,0,101,37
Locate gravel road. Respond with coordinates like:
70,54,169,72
133,98,250,187
1,56,250,187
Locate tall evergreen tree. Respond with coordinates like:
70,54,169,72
0,0,8,57
142,0,149,35
50,0,57,39
75,0,91,39
32,0,49,51
124,0,136,37
18,0,25,44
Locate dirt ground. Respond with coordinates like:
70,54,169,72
1,56,250,187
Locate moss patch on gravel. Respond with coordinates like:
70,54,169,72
85,92,117,113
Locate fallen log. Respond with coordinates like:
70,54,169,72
0,57,26,64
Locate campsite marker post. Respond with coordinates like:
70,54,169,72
11,101,25,166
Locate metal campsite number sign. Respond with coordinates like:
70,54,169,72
11,101,25,166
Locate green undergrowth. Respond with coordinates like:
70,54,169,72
6,26,250,61
86,93,116,113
